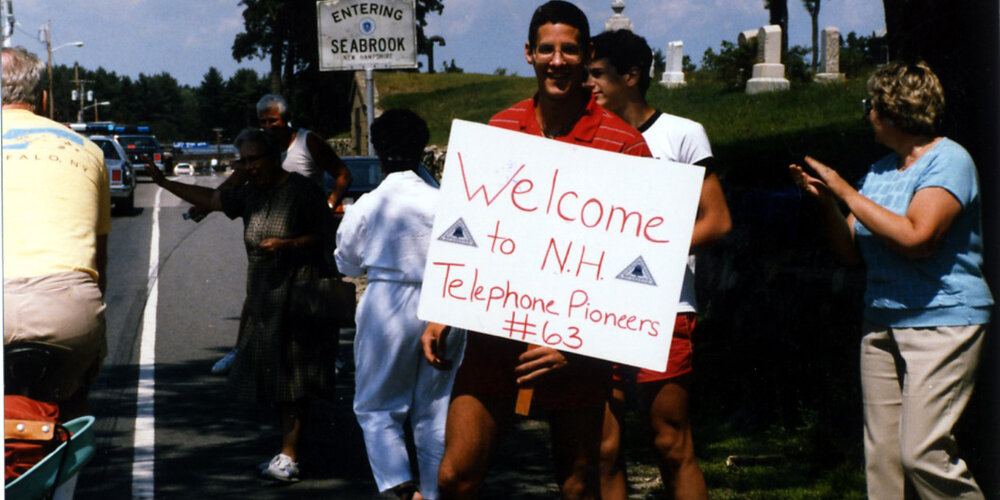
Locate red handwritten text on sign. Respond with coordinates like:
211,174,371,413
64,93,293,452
458,153,670,244
418,120,703,371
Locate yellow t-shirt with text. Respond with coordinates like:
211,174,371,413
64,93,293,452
2,109,111,281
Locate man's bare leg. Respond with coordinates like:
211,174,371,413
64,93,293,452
437,394,510,500
599,386,629,500
550,402,605,500
639,376,707,500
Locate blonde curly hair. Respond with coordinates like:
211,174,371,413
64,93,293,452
866,60,945,136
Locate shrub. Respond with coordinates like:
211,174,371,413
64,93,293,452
701,39,757,89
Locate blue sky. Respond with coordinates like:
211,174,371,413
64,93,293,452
6,0,885,86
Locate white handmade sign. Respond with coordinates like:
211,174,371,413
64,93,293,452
417,120,704,371
316,0,417,71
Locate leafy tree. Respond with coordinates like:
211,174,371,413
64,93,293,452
652,48,666,81
232,0,361,136
233,0,296,93
801,0,821,71
44,64,77,123
196,67,227,139
701,39,757,89
132,73,185,139
221,68,269,139
416,0,445,58
783,45,811,82
839,31,881,77
682,55,697,74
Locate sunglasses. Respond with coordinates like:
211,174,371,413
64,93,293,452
861,98,873,119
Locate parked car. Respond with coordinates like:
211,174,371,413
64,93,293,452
323,156,438,217
89,135,136,212
114,134,164,176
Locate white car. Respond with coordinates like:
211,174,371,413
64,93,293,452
173,163,194,176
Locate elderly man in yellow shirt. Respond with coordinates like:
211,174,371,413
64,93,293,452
2,46,110,420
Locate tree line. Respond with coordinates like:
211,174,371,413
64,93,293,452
46,64,271,144
42,0,448,145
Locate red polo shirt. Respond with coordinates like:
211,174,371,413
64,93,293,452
452,95,652,411
488,94,652,157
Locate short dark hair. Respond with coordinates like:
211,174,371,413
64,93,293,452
528,1,590,51
591,30,653,95
371,108,429,172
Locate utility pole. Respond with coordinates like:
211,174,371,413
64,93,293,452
42,21,53,118
1,0,14,48
40,21,82,120
72,63,93,123
213,128,224,166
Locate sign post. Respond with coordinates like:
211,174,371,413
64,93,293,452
418,120,705,411
317,0,417,154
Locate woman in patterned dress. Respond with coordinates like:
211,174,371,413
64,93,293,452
146,128,335,482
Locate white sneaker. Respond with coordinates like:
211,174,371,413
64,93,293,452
211,348,238,375
261,453,300,482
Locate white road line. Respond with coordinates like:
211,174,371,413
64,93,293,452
132,188,162,499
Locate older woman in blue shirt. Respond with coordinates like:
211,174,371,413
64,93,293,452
790,61,991,500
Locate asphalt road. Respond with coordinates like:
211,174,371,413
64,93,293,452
73,174,563,499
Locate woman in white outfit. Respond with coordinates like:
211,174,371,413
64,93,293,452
335,109,465,500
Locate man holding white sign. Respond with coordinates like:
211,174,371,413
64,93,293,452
419,2,694,499
587,29,731,500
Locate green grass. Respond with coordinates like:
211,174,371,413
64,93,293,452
378,72,536,145
646,79,869,148
376,73,885,185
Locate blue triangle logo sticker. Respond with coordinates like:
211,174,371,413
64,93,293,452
616,256,657,286
438,218,477,247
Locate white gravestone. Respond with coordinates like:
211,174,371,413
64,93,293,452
605,0,633,32
814,27,845,83
746,25,790,94
737,29,758,46
660,41,686,87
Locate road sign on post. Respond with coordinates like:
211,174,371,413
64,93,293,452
316,0,417,71
317,0,417,155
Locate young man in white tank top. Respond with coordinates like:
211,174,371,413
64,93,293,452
587,29,732,500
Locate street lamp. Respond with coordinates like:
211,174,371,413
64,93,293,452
40,20,83,119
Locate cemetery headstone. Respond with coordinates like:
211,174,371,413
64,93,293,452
814,27,846,83
746,25,790,94
660,41,686,87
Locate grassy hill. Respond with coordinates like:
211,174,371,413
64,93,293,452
377,71,887,187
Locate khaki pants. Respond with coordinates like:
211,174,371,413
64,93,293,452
860,322,986,500
4,271,107,402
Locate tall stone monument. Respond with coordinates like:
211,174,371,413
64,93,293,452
660,41,686,87
814,27,845,83
604,0,633,32
745,25,790,94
